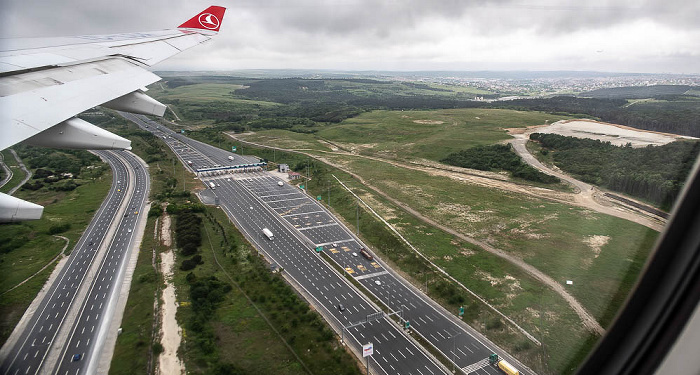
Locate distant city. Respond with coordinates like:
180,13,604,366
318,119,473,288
157,70,700,97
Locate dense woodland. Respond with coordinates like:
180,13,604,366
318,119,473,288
530,133,700,209
441,144,561,184
13,146,105,192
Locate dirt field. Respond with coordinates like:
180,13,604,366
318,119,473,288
531,119,698,147
157,214,184,375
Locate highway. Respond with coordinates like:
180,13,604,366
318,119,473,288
212,174,447,375
124,113,533,375
0,151,149,375
124,114,448,375
223,173,529,375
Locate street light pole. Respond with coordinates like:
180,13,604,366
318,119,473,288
356,199,360,235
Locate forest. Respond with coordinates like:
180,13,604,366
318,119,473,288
530,133,700,209
441,144,561,184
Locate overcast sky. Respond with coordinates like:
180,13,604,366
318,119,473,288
2,0,699,74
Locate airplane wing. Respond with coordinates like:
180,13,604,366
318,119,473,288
0,5,226,222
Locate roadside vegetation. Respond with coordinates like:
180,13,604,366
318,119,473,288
0,148,110,347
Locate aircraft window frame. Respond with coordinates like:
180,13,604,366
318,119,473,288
577,156,700,374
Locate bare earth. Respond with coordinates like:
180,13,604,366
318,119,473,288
531,119,697,148
157,214,184,375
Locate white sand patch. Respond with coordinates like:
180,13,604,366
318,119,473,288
157,212,184,375
160,213,171,247
535,119,696,147
584,235,610,259
413,120,445,125
477,271,521,292
158,250,183,375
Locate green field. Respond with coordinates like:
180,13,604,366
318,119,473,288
149,83,281,108
239,108,575,162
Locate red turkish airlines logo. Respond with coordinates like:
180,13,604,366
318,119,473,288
198,13,220,30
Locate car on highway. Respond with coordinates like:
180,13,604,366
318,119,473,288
374,280,382,286
277,181,284,186
352,252,358,257
127,229,132,233
71,353,82,362
360,248,373,260
337,304,345,312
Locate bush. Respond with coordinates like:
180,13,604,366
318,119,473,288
48,222,71,235
148,205,163,218
152,342,164,356
181,255,203,271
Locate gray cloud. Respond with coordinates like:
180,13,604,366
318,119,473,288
1,0,698,73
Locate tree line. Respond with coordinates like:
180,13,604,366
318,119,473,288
530,133,700,209
441,144,560,184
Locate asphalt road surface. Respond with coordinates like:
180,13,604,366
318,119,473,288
224,172,529,375
0,150,149,375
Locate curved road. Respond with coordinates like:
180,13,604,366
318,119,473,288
0,150,149,375
509,134,664,231
7,150,32,196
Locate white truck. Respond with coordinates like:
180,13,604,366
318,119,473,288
262,228,274,240
209,182,216,190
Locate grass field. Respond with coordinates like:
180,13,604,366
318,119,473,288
235,108,575,163
0,158,111,347
154,84,282,107
315,108,574,161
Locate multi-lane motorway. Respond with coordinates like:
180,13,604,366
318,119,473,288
0,150,149,375
218,173,530,375
126,113,534,375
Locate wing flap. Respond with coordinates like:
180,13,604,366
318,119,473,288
0,58,160,150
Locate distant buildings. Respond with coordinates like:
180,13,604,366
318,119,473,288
278,164,290,173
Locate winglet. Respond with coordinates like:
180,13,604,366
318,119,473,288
178,6,226,32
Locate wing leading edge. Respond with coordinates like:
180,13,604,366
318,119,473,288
0,5,226,222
